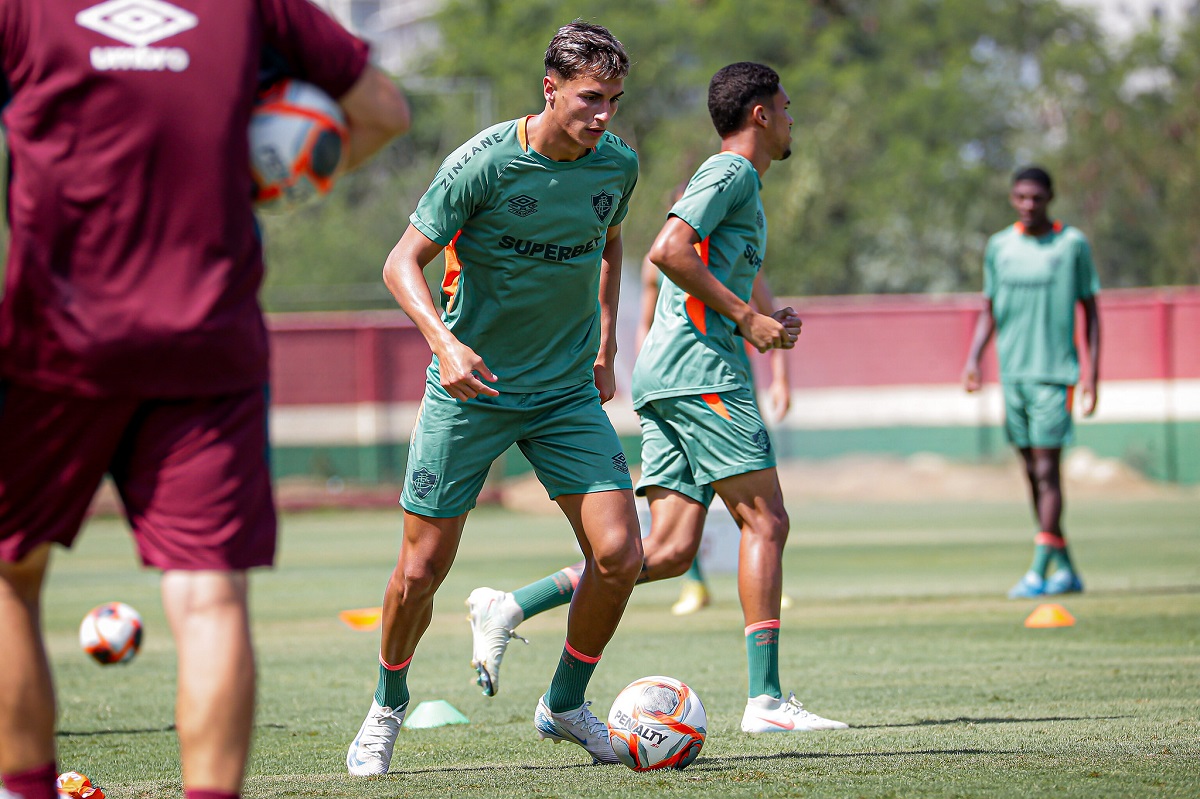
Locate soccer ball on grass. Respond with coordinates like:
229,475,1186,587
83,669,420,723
250,79,347,212
607,675,706,771
79,602,143,665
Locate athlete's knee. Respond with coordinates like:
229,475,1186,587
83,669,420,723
742,505,789,547
390,556,449,604
591,538,643,587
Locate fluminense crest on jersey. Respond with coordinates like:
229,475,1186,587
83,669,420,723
507,195,538,217
411,467,439,499
752,428,771,454
591,191,614,223
76,0,197,72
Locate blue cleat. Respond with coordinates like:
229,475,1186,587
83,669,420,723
1043,569,1084,595
1007,570,1045,599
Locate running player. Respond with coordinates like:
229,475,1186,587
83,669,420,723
467,62,847,734
345,21,641,775
962,166,1101,599
0,3,410,798
639,248,796,616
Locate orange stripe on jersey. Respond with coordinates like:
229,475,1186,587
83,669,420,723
443,231,464,312
1014,220,1064,235
1065,385,1075,412
518,115,533,151
684,237,713,335
701,393,732,420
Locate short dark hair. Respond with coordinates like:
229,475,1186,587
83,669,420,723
544,20,629,81
707,62,781,137
1013,165,1053,192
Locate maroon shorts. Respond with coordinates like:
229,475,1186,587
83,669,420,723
0,381,276,570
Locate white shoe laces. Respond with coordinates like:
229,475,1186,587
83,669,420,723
559,700,609,739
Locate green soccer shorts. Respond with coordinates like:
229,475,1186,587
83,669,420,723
401,377,632,518
635,387,776,506
1002,381,1075,449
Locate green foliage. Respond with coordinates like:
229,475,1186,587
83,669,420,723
94,0,1200,311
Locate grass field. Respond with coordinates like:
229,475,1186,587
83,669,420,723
42,491,1200,798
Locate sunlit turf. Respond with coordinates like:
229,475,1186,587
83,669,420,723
42,494,1200,798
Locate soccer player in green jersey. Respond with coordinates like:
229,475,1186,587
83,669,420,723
962,166,1101,599
467,62,847,735
346,21,641,774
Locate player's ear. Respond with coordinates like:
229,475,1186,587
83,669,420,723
751,103,769,129
544,73,558,106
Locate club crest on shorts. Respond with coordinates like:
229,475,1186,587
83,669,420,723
411,467,440,499
752,428,771,454
612,452,630,474
592,191,614,223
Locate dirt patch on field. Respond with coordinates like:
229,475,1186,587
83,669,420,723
498,448,1189,516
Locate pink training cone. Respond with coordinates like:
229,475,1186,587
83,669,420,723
1024,603,1076,628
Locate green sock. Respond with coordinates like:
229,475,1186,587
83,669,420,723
746,621,781,699
544,643,599,713
374,656,411,710
684,558,705,583
1030,544,1054,577
1050,542,1074,573
512,564,582,618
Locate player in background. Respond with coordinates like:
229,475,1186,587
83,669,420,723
0,3,410,798
637,233,796,616
963,166,1101,599
468,62,847,734
345,21,641,775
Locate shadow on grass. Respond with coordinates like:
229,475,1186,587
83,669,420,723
853,715,1132,729
58,723,286,737
690,747,1021,768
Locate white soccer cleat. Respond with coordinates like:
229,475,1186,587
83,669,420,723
467,587,526,697
346,699,407,776
740,692,849,733
534,696,619,764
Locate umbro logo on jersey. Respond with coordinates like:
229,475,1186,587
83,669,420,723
77,0,197,73
611,453,629,475
592,191,614,223
508,195,539,217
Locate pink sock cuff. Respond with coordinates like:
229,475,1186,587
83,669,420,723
2,761,57,799
185,791,239,799
379,653,413,671
563,640,602,664
560,565,583,590
1035,531,1066,549
745,619,781,635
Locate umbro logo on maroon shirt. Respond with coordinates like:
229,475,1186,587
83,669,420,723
76,0,197,72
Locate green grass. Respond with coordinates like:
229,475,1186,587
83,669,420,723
42,495,1200,798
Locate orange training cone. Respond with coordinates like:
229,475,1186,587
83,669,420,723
1024,603,1075,628
339,606,383,630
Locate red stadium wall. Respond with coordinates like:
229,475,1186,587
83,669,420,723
267,287,1200,483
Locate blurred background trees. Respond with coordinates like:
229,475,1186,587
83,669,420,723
248,0,1200,308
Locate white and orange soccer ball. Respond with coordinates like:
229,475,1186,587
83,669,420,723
607,675,707,771
79,602,143,666
250,79,348,212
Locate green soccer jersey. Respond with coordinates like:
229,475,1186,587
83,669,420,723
410,116,639,392
631,152,764,408
984,221,1100,384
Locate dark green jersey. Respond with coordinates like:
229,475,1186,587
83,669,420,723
984,221,1100,384
410,116,639,391
631,152,764,407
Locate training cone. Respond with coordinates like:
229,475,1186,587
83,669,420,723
1024,603,1076,628
338,606,383,630
405,699,469,729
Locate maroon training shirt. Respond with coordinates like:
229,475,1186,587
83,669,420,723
0,0,368,397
